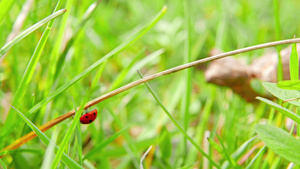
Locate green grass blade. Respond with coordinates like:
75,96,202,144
54,2,99,80
1,0,66,143
83,126,129,160
180,0,192,156
76,121,83,165
0,9,66,57
44,0,74,101
290,41,299,80
297,108,300,138
41,128,59,169
105,103,140,168
182,0,192,131
245,146,266,169
71,96,83,165
256,124,300,165
273,0,283,81
50,103,83,168
277,80,300,90
0,158,7,169
208,136,239,169
215,134,240,169
221,136,257,168
109,48,146,90
11,106,83,169
137,70,220,169
0,5,167,140
51,60,107,168
256,97,300,124
126,49,164,78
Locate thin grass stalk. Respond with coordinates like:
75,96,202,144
2,38,300,153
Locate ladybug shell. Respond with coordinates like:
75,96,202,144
80,109,97,124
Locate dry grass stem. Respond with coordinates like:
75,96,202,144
2,38,300,153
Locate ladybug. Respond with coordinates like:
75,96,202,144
80,109,97,124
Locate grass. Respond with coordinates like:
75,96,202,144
1,0,300,168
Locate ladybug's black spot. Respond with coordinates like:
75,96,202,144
94,113,96,116
86,116,88,118
89,120,92,122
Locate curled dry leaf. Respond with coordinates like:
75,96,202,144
205,44,300,102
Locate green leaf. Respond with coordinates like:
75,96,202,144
277,80,300,90
256,124,300,165
256,97,300,124
11,106,83,169
290,41,299,80
262,82,300,106
0,9,66,57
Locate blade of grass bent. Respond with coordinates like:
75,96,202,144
0,6,167,141
0,9,66,57
137,70,220,169
51,61,107,168
256,97,300,124
3,37,300,151
11,106,83,169
2,0,66,143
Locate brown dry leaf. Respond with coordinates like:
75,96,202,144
205,44,300,101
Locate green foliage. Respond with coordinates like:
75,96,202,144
273,0,283,81
0,9,66,57
256,97,300,124
256,124,300,165
277,80,300,90
159,127,172,159
263,82,300,106
2,0,300,168
290,42,299,80
137,70,220,168
257,24,300,167
11,106,83,168
83,126,128,160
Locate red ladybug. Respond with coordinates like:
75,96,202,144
80,109,97,124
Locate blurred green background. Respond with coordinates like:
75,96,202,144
1,0,300,168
